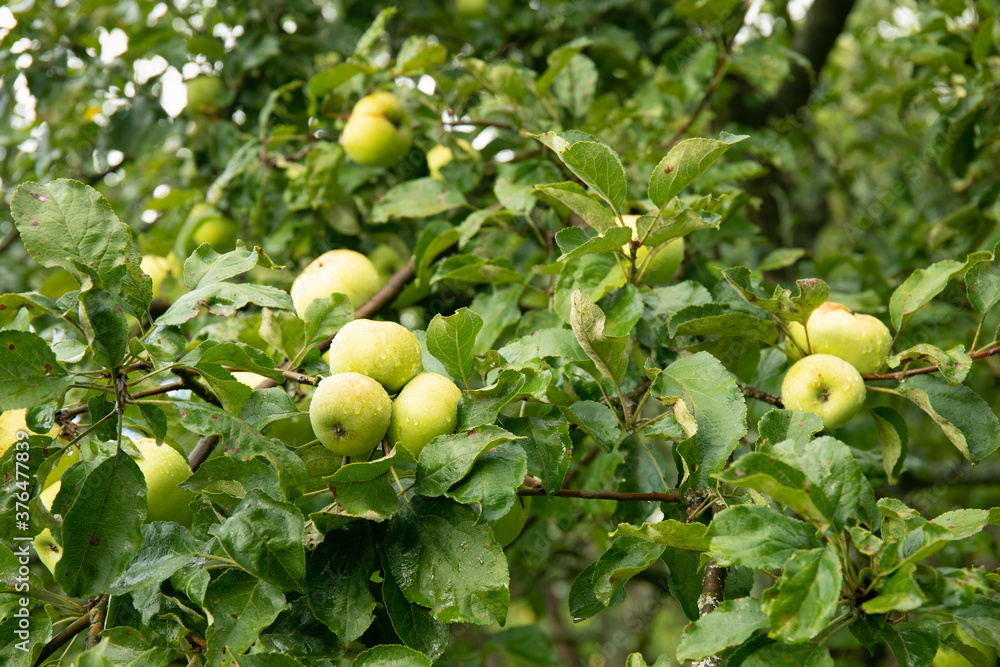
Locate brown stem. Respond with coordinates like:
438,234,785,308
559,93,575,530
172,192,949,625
517,487,681,502
86,595,109,649
33,598,97,666
690,496,728,667
863,344,1000,381
0,228,20,253
739,383,784,407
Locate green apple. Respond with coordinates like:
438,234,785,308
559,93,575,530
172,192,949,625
192,214,238,253
232,371,268,389
290,249,382,317
368,244,408,284
328,319,423,393
132,437,196,526
32,482,63,575
387,373,463,457
42,444,79,488
0,409,59,458
786,301,893,374
490,496,532,547
426,144,454,179
456,0,489,18
186,75,223,114
141,252,183,298
781,354,866,431
621,215,684,285
340,92,412,168
309,373,392,457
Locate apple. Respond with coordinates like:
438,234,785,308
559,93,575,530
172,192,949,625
185,75,223,114
490,496,532,547
42,445,80,488
456,0,489,18
621,215,684,285
368,244,409,284
426,144,454,179
785,301,892,374
232,371,268,389
0,409,59,458
328,319,423,393
309,373,392,457
339,92,412,168
141,253,183,298
192,214,238,253
387,373,463,457
781,354,866,431
32,481,63,575
290,249,382,317
132,437,196,526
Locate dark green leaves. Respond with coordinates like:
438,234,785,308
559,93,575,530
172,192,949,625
306,524,378,643
570,288,628,383
533,134,627,211
708,505,820,569
722,268,828,328
897,375,1000,462
763,545,842,642
648,133,749,209
370,178,467,223
0,330,72,409
416,426,519,497
324,454,399,520
109,522,203,594
676,597,767,663
204,569,287,667
426,308,482,386
569,536,665,621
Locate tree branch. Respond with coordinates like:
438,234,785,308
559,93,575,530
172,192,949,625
442,119,519,131
739,383,784,407
33,598,98,666
86,595,109,649
690,494,728,667
517,487,681,502
863,344,1000,382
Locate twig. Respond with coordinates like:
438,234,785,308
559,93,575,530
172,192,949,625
86,595,109,649
862,344,1000,381
739,383,784,407
517,488,681,502
690,495,728,667
442,118,519,131
0,228,21,253
33,598,98,666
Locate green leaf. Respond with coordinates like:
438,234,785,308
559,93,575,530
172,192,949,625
722,268,829,328
78,288,128,369
109,522,203,594
502,416,573,494
370,178,467,223
669,303,778,343
156,283,294,326
499,328,586,364
861,563,926,614
648,133,749,210
889,255,989,331
559,400,622,452
676,597,767,662
652,351,747,490
306,523,378,643
0,292,60,328
0,330,72,410
609,519,710,551
739,643,833,667
354,645,432,667
897,375,1000,462
537,37,593,96
181,456,283,503
887,344,972,386
444,441,527,520
54,449,146,597
773,436,866,531
210,489,307,592
232,655,306,667
431,255,525,286
757,409,823,449
308,62,370,99
414,220,460,282
183,243,282,291
534,182,616,233
570,288,628,383
458,368,527,430
569,536,665,621
763,545,842,642
381,562,450,659
954,599,1000,647
323,453,399,520
470,286,523,354
557,141,628,211
204,569,287,667
877,620,940,667
394,35,447,74
638,209,722,246
11,179,150,317
385,496,509,625
416,425,519,497
966,240,1000,312
555,225,632,261
872,406,909,484
708,505,821,569
426,308,483,387
303,293,354,347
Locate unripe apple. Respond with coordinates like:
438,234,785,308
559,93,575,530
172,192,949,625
232,371,268,389
490,496,532,547
290,249,382,317
786,302,892,374
185,75,223,114
621,215,684,285
132,437,196,526
0,409,59,458
340,92,413,168
32,481,63,575
387,373,463,457
328,319,423,393
141,253,183,298
192,214,238,253
368,244,409,284
456,0,489,18
309,373,392,457
781,354,866,431
426,144,454,179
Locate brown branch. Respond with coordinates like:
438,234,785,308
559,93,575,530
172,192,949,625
0,228,20,253
442,119,519,131
517,487,681,502
863,344,1000,381
690,495,728,667
86,595,109,649
739,383,783,407
33,598,97,666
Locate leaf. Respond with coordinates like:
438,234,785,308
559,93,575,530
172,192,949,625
444,441,527,520
555,225,632,261
11,179,150,317
609,519,710,551
639,209,722,246
861,564,926,614
109,522,203,594
652,351,747,490
354,645,432,667
569,536,665,621
303,293,354,347
648,133,749,209
669,303,778,343
570,288,628,383
0,330,72,410
559,400,622,452
739,643,833,667
708,505,821,569
306,523,378,643
54,449,146,597
537,36,592,96
210,489,307,592
954,598,1000,647
431,255,525,286
773,436,866,532
966,240,1000,312
722,268,828,328
757,409,823,449
370,178,467,223
557,141,628,211
381,562,450,659
394,35,447,74
470,286,523,354
890,255,989,331
416,425,519,497
502,416,573,495
156,283,294,326
872,406,909,484
499,328,587,364
458,368,527,430
204,569,287,667
676,597,768,662
877,620,940,667
181,456,283,503
897,375,1000,462
385,496,509,625
308,62,369,99
534,182,617,233
763,545,842,642
425,308,483,387
323,453,398,521
78,288,129,368
0,292,60,328
487,625,560,666
887,344,972,386
414,220,461,282
183,243,283,291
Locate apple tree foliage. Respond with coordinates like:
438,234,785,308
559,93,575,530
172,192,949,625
2,1,1000,666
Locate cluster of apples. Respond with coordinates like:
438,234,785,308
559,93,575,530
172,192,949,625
779,302,893,430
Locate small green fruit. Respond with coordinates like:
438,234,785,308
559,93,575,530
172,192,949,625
786,302,893,374
132,437,196,526
0,409,59,458
781,354,866,431
192,215,238,253
340,92,412,168
328,319,423,393
290,249,382,317
32,482,63,575
141,253,183,298
426,144,454,179
387,373,463,457
490,496,532,547
621,214,684,285
185,76,223,114
309,373,392,458
368,244,408,284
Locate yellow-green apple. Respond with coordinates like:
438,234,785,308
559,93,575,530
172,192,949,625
781,354,866,431
368,244,409,284
290,249,381,317
309,373,392,457
0,409,59,458
785,302,892,374
132,438,195,526
42,445,79,488
456,0,489,18
32,482,63,575
621,215,684,285
328,319,423,393
185,75,223,114
141,253,183,298
191,213,238,253
340,92,412,168
426,144,454,179
232,371,268,389
387,373,463,457
490,496,532,547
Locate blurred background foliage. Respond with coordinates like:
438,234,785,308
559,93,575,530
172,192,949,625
2,0,999,664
